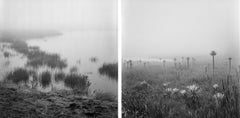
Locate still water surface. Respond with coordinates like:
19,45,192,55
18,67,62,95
0,30,117,95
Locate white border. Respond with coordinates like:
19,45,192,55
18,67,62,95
118,0,122,117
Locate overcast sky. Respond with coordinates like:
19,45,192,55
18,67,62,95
123,0,239,60
0,0,117,30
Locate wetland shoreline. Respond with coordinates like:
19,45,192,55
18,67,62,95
0,30,118,118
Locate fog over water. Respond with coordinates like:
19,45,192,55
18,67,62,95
123,0,239,63
0,0,117,30
0,0,117,94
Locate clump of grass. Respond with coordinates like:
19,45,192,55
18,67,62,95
10,40,29,54
94,91,116,102
5,68,29,84
69,66,78,73
89,57,98,63
217,77,239,118
3,51,10,58
40,71,52,88
64,73,90,91
26,50,67,69
122,89,150,118
54,71,66,82
98,63,118,79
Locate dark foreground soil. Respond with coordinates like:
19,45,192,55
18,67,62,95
0,85,117,118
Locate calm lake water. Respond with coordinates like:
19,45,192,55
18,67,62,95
0,30,118,96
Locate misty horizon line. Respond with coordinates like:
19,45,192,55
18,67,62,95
0,27,117,32
123,55,239,61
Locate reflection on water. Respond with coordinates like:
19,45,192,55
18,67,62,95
0,30,117,96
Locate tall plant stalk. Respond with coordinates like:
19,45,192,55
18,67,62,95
228,57,232,75
210,51,217,79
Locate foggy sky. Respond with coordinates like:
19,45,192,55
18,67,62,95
0,0,117,30
123,0,239,60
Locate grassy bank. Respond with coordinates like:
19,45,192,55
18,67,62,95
0,84,117,118
122,61,240,118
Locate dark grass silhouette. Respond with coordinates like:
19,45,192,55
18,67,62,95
40,71,52,88
98,63,118,79
6,68,29,84
89,57,98,63
26,49,67,69
64,73,90,91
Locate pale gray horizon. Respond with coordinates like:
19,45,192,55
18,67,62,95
123,0,239,62
0,0,117,31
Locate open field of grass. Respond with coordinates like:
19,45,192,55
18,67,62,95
123,58,240,118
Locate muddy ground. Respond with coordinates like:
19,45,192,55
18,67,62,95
0,84,117,118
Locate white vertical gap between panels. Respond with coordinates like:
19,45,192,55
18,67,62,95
237,0,240,65
117,0,122,117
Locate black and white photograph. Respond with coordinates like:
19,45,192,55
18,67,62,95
1,0,240,118
0,0,117,118
122,0,239,118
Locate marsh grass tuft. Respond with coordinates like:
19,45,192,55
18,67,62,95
99,63,118,79
26,50,67,69
40,71,52,88
89,57,98,63
69,66,78,73
64,73,90,91
6,68,29,84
